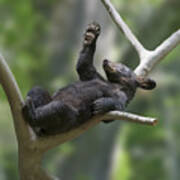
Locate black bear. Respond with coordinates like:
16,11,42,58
22,23,156,136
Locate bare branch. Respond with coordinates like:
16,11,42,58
101,0,180,77
135,29,180,76
36,114,103,151
101,0,147,58
0,54,31,142
154,29,180,59
103,111,157,125
0,54,52,180
36,111,157,151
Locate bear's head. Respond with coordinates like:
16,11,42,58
103,59,156,91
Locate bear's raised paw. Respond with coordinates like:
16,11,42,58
84,22,101,45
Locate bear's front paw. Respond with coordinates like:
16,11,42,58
84,22,101,45
92,99,107,115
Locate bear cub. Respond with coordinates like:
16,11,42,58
22,23,156,136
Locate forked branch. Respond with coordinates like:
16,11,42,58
101,0,180,77
101,0,147,57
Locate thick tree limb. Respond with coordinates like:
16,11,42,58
101,0,180,77
0,54,52,179
0,54,31,143
36,111,157,151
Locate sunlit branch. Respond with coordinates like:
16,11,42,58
0,54,30,142
135,29,180,76
103,111,157,125
101,0,147,58
101,0,180,77
0,53,52,180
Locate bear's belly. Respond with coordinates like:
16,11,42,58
53,85,103,108
52,80,107,106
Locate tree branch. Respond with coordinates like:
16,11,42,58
135,29,180,76
101,0,148,58
0,54,31,143
101,0,180,77
0,54,53,180
35,111,157,151
103,111,157,125
154,29,180,59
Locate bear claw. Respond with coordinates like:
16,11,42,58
84,22,101,45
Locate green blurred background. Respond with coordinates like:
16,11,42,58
0,0,180,179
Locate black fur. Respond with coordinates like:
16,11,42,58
22,23,156,136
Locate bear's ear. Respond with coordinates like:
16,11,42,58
136,76,156,90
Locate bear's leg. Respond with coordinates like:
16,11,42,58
76,22,103,81
22,86,51,127
26,86,52,108
23,98,79,136
93,97,124,115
